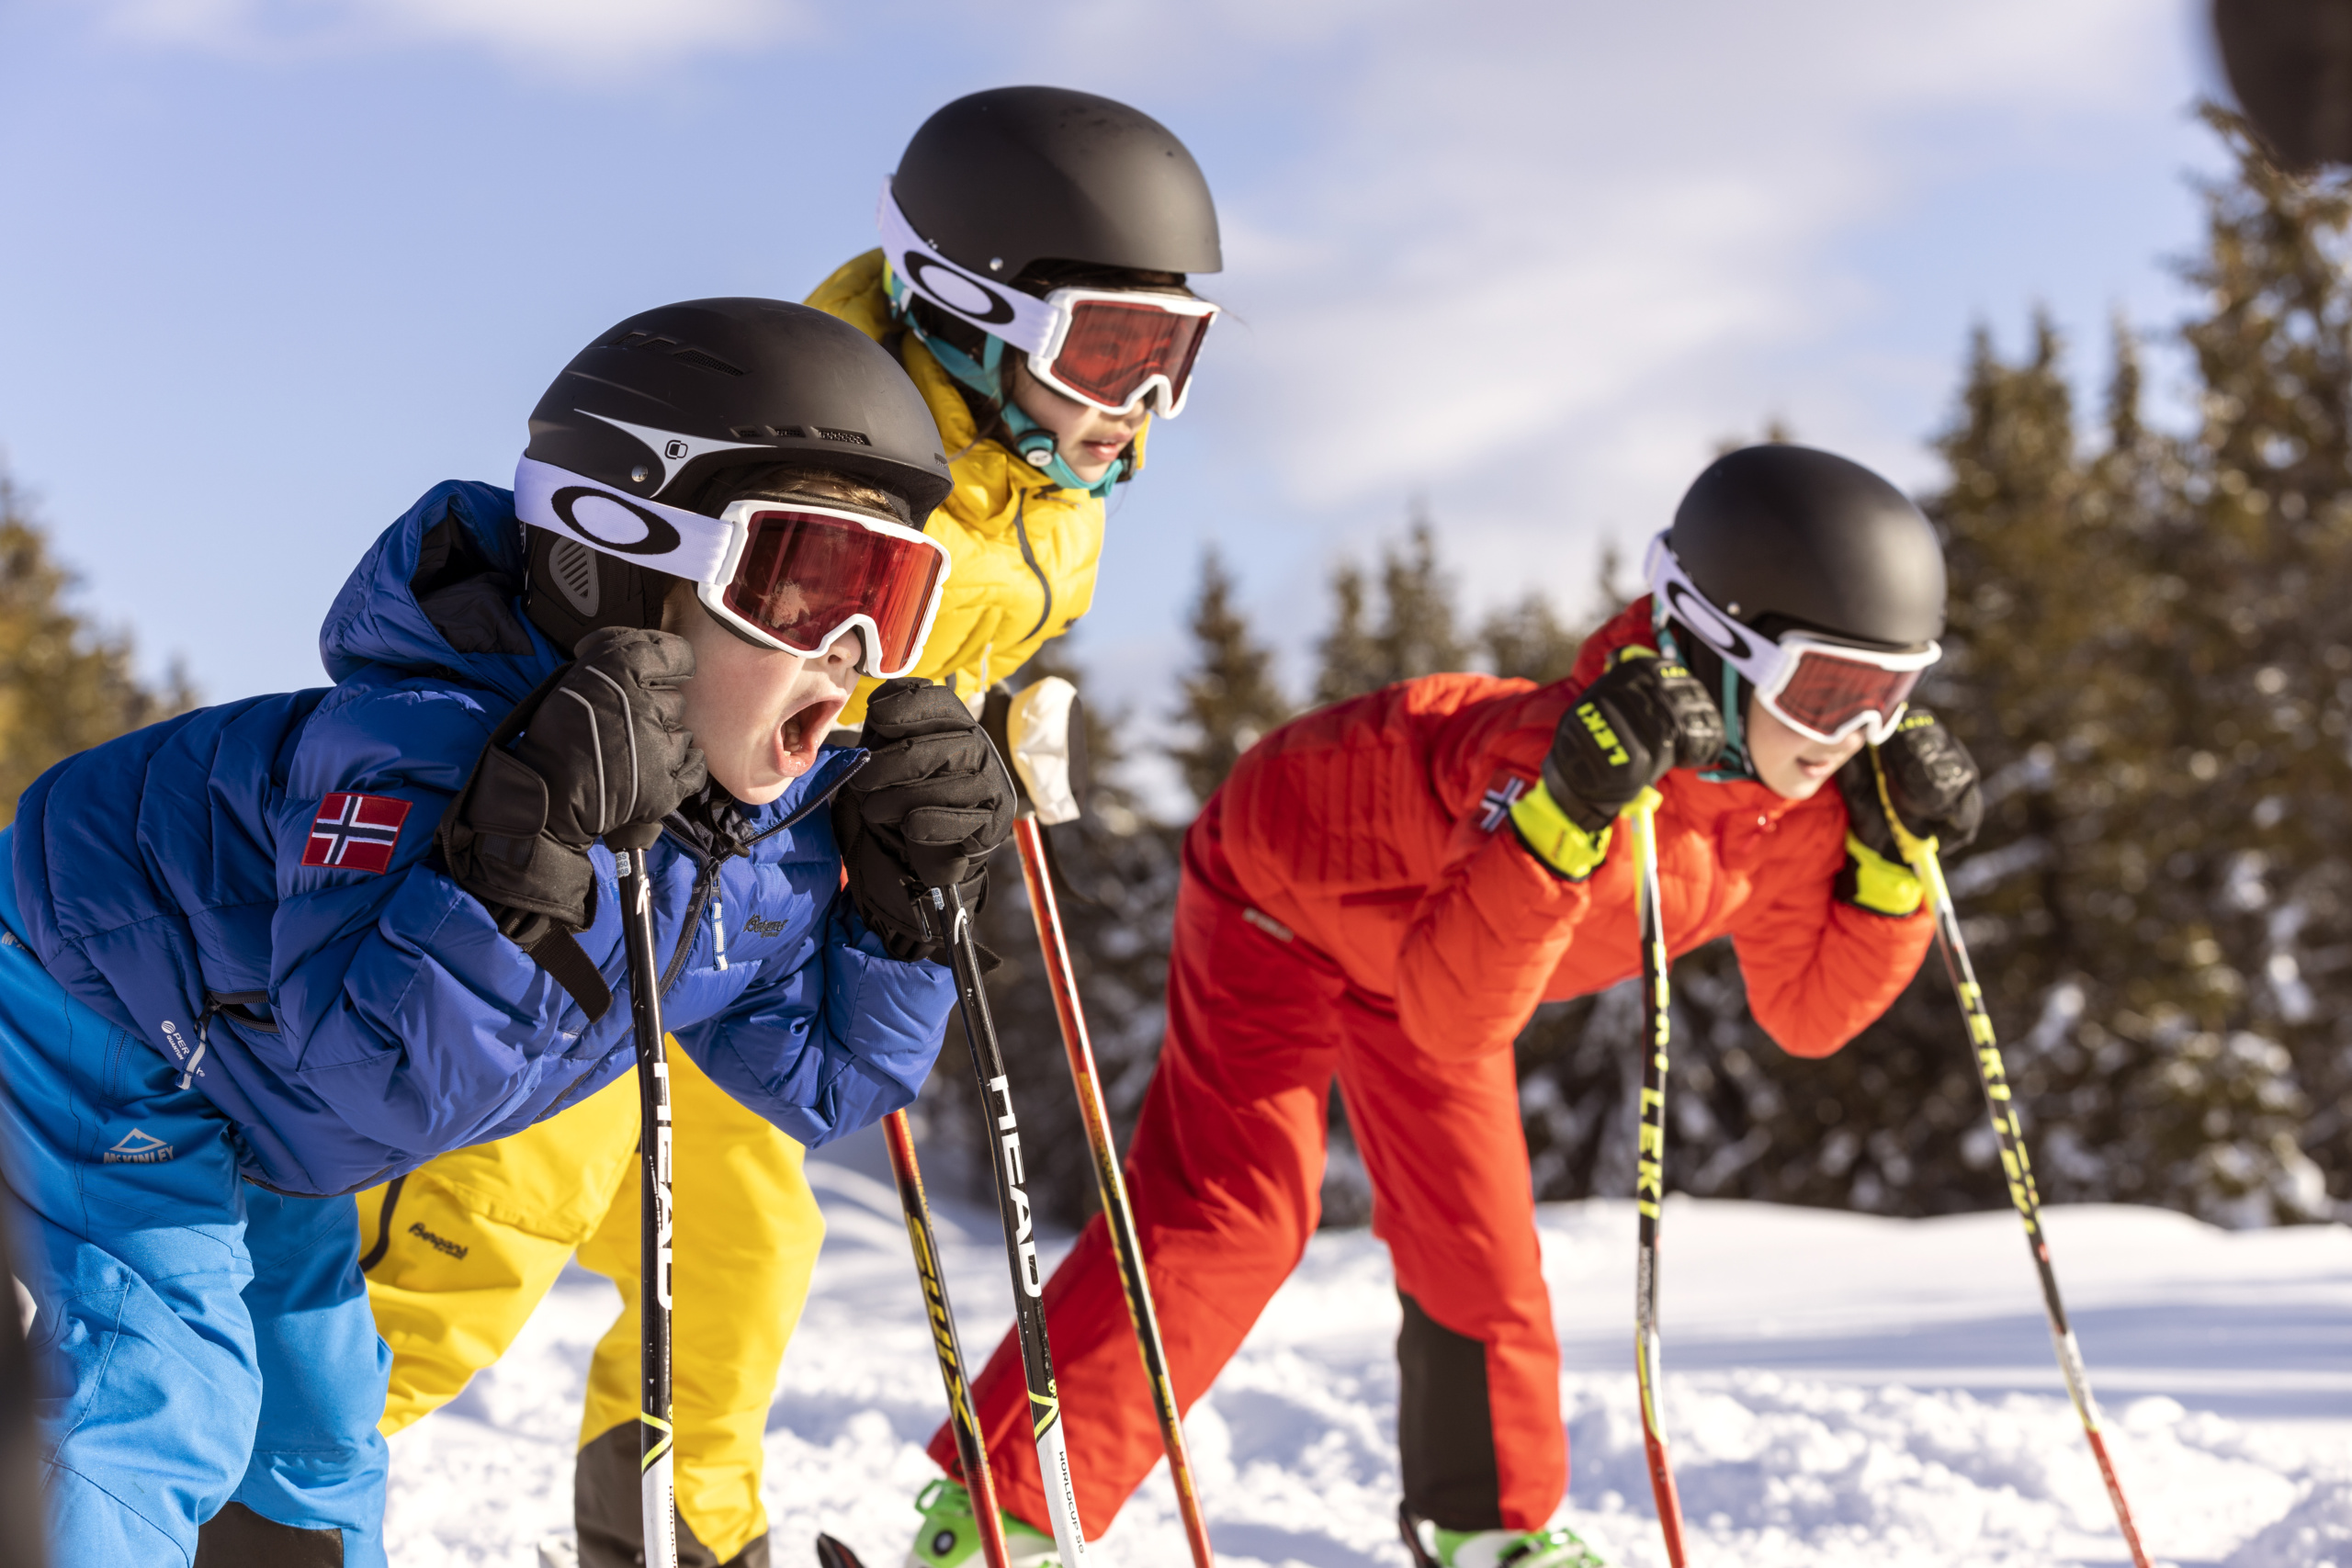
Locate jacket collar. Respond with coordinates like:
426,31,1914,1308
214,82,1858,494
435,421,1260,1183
318,480,562,706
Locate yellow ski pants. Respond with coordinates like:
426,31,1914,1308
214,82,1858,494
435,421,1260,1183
357,1044,824,1564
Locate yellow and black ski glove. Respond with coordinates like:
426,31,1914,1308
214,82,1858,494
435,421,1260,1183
1511,648,1725,880
1833,708,1982,916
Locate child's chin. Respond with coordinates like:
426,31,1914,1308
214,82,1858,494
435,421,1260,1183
713,761,793,807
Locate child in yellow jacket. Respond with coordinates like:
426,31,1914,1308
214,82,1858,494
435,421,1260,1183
358,85,1224,1568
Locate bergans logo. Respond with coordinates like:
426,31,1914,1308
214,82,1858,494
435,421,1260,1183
103,1128,175,1165
407,1221,469,1261
742,915,787,938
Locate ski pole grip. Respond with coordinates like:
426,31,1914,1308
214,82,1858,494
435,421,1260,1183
1866,741,1939,873
605,821,665,852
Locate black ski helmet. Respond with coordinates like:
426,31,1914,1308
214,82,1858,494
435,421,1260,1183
892,85,1222,281
519,298,953,651
2214,0,2352,170
1664,445,1945,652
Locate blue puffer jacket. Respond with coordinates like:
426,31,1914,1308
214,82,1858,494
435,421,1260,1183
8,480,955,1197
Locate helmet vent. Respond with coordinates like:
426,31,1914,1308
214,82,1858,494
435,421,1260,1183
816,427,871,446
612,332,677,351
547,537,601,617
670,346,745,377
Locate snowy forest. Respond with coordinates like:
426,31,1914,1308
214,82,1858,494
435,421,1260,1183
918,109,2352,1237
4,108,2347,1238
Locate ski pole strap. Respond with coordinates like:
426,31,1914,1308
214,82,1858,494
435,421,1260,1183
1840,833,1925,919
1509,781,1613,880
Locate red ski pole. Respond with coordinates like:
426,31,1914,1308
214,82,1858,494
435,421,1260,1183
1624,794,1690,1568
1012,818,1216,1568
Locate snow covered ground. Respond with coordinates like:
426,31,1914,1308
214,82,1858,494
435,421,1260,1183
385,1122,2352,1568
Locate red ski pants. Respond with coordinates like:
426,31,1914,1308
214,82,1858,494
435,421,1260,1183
927,813,1565,1536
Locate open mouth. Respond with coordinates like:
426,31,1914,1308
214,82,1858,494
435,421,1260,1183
776,689,850,778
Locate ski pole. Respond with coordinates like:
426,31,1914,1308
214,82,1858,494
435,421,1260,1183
1624,793,1691,1568
926,882,1091,1568
880,1108,1014,1568
615,846,679,1568
1012,818,1216,1568
1873,770,2153,1568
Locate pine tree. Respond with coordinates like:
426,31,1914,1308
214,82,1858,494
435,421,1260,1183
2136,105,2352,1219
1313,508,1468,705
0,468,191,821
1168,547,1291,808
1479,593,1586,686
914,639,1185,1226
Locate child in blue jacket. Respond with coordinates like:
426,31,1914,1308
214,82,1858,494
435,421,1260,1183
0,297,1008,1567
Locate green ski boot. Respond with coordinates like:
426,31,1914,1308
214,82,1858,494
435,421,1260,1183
1400,1503,1610,1568
906,1478,1060,1568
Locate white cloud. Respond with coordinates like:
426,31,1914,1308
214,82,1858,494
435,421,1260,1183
1023,0,2206,631
96,0,801,70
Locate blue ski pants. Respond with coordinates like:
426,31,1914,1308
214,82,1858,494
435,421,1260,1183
0,842,390,1568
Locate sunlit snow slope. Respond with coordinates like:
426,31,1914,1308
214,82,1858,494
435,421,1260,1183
384,1122,2352,1568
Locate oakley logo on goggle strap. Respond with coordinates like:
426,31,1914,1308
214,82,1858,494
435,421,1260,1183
515,457,737,587
1659,578,1755,662
549,488,683,557
899,252,1019,327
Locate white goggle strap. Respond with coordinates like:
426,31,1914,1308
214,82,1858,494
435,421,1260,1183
1643,533,1792,694
515,457,741,586
876,180,1058,357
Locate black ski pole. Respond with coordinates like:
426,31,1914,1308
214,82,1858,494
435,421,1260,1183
926,882,1090,1568
1873,768,2152,1568
1623,794,1690,1568
615,845,678,1568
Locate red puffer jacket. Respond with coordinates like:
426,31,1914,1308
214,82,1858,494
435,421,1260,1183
1211,597,1932,1064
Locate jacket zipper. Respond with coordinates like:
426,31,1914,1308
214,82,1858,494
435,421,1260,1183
650,759,866,998
1012,491,1055,645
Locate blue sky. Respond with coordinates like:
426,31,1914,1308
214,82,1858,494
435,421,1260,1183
0,0,2229,798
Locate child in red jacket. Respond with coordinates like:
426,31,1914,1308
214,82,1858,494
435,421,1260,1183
909,446,1985,1568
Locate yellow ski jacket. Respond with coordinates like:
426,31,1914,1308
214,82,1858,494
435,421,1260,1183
805,249,1142,722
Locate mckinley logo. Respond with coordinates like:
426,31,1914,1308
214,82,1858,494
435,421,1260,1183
103,1129,175,1165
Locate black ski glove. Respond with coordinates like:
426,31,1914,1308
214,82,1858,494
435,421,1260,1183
439,626,707,937
1837,708,1983,863
832,677,1017,965
1542,648,1726,833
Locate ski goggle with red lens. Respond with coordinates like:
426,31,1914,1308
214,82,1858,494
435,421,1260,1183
515,457,950,679
1645,533,1938,747
877,182,1218,417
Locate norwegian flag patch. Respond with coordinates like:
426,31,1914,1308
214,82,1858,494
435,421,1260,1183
1478,773,1532,833
302,792,413,874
